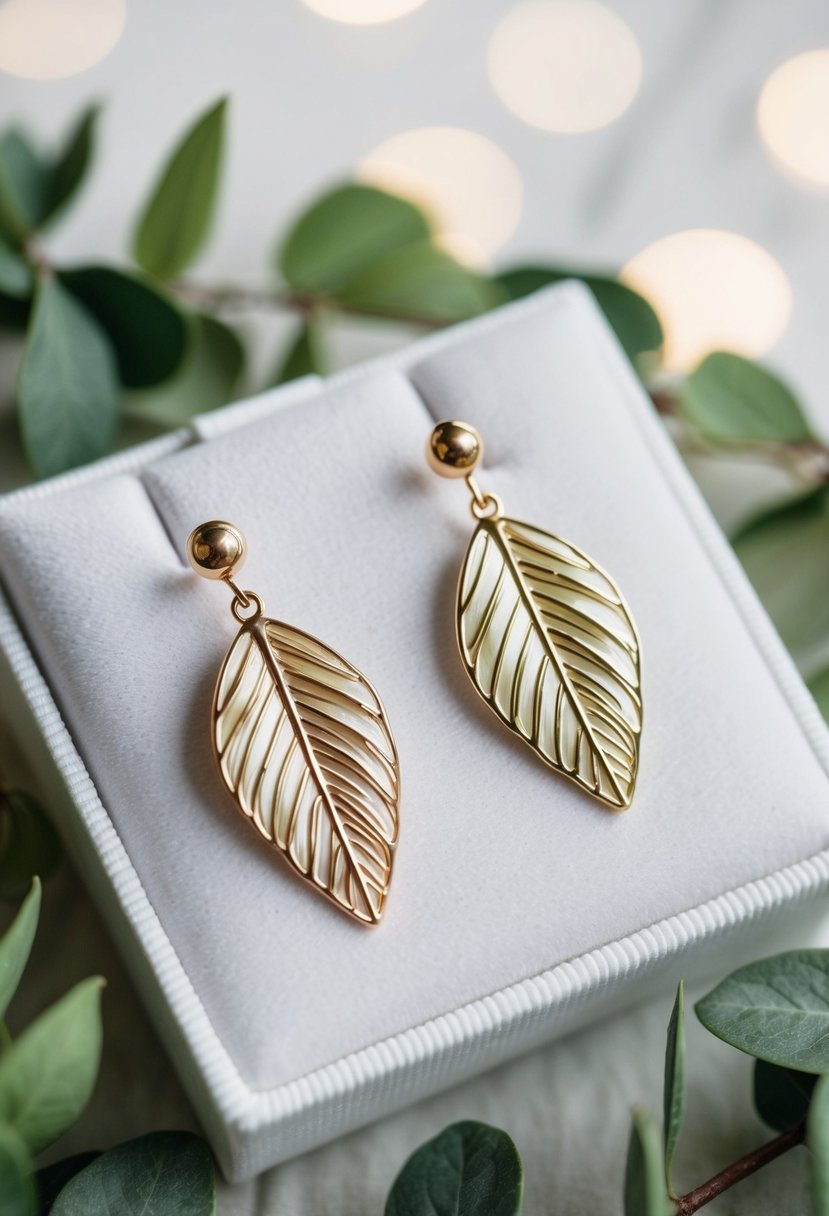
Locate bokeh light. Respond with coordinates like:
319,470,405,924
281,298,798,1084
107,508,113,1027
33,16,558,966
621,229,793,372
757,49,829,191
358,127,523,266
300,0,427,24
487,0,642,133
0,0,126,80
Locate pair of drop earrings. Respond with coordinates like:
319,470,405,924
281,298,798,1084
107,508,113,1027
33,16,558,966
186,420,643,926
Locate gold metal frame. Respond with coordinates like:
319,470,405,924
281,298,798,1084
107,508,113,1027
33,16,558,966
429,423,643,810
189,524,400,926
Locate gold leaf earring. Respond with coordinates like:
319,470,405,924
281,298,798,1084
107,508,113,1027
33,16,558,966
426,422,642,810
187,521,400,924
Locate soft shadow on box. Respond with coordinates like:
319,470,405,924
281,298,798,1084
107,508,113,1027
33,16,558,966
0,283,827,1180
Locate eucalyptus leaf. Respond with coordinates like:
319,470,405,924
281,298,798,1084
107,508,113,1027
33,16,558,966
624,1108,673,1216
0,240,31,299
125,313,242,424
810,1074,829,1216
0,879,40,1020
732,487,829,662
385,1121,522,1216
754,1059,816,1132
279,184,430,295
35,1152,100,1214
680,351,812,444
133,97,227,281
18,276,121,477
0,130,48,240
45,105,100,226
51,1132,215,1216
339,242,500,322
272,320,324,385
496,266,663,362
663,982,686,1194
0,975,104,1154
61,266,187,387
696,950,829,1071
0,1121,34,1216
808,667,829,721
0,791,61,901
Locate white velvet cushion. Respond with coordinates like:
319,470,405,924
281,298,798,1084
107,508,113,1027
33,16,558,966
0,284,826,1097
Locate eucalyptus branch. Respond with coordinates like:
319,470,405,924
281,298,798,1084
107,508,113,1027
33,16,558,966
652,388,829,485
171,280,451,331
676,1121,806,1214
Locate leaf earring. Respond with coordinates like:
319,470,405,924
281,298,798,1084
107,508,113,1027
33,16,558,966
186,522,400,924
426,422,643,810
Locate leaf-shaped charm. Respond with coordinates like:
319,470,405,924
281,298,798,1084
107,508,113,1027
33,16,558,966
212,618,399,923
457,516,642,808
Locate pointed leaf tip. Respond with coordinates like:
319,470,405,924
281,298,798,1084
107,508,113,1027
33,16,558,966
0,876,41,1019
663,981,686,1193
624,1108,673,1216
133,97,228,281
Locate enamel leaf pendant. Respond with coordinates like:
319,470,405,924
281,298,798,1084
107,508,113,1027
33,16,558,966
187,521,400,924
427,422,642,809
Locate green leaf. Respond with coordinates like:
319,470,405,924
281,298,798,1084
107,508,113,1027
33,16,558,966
125,313,243,425
279,184,431,295
339,242,500,323
61,266,187,388
696,950,829,1071
809,667,829,720
0,792,61,902
272,321,324,386
663,982,686,1194
624,1109,673,1216
0,1122,34,1216
0,241,31,299
35,1152,99,1214
133,98,227,281
0,131,49,241
17,276,120,478
680,351,812,444
732,486,829,661
51,1132,214,1216
497,266,663,362
0,879,40,1021
810,1074,829,1216
0,976,104,1154
44,105,100,226
754,1059,816,1132
385,1121,522,1216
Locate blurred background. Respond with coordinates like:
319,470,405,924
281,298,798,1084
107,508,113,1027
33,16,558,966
1,2,829,1212
1,1,827,518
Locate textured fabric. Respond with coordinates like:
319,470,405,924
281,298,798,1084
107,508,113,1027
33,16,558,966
0,285,828,1177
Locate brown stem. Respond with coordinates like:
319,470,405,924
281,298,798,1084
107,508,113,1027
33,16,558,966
676,1122,805,1214
171,281,450,330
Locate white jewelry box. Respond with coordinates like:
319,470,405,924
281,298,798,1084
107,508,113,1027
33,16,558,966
1,283,828,1181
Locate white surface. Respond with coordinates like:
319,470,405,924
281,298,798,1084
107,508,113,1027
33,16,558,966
1,286,829,1183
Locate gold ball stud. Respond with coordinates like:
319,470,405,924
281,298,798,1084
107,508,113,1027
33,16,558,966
186,521,246,580
426,420,483,479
